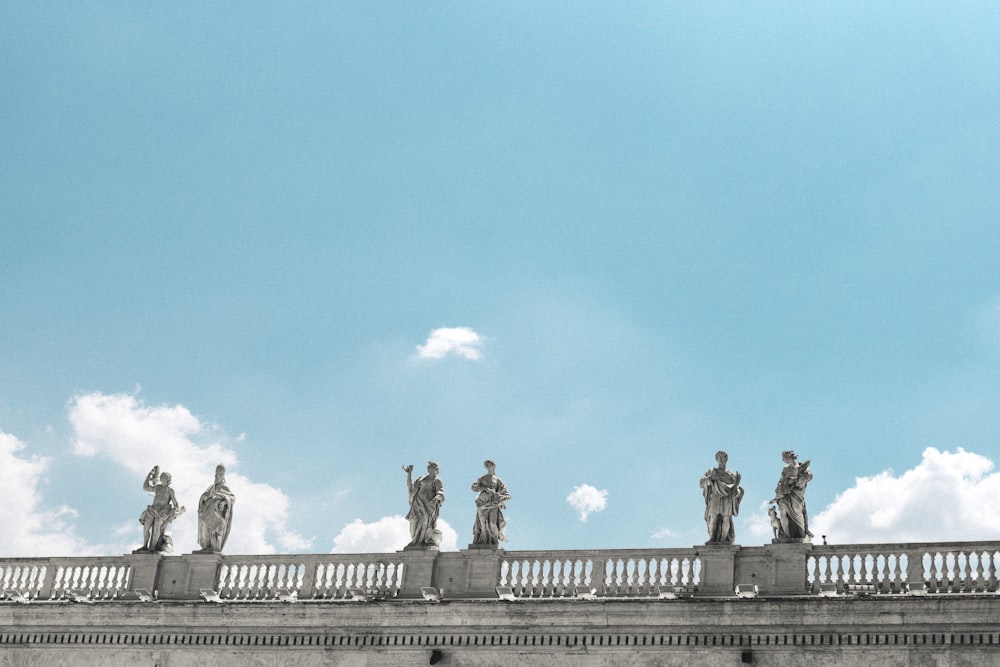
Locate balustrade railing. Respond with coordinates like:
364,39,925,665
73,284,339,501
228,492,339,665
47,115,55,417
216,554,406,600
0,557,133,601
808,542,1000,595
4,541,1000,604
498,549,701,599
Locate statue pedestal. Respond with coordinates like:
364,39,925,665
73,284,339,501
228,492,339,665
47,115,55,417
768,542,813,595
694,544,739,597
433,549,504,599
125,553,163,599
734,542,813,596
396,548,439,598
156,552,223,600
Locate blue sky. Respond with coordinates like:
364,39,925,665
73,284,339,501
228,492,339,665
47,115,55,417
2,2,999,556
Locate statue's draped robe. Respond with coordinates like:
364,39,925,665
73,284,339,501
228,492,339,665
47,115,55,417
407,475,445,547
774,464,812,539
471,474,510,546
198,481,235,552
700,468,743,543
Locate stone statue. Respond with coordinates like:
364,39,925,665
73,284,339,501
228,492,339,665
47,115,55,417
403,462,445,548
134,466,185,554
195,464,235,554
699,451,744,544
470,459,511,547
770,450,813,541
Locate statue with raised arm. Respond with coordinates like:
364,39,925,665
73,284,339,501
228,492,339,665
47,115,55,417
770,450,813,541
402,462,445,548
195,464,235,554
471,459,511,547
699,451,744,544
134,465,185,554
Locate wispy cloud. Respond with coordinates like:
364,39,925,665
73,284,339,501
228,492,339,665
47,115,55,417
566,484,608,522
331,515,458,553
651,527,677,540
69,391,311,554
416,327,485,360
0,430,106,556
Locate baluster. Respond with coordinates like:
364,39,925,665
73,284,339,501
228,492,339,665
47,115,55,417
581,559,598,595
315,563,329,598
990,551,1000,592
547,560,560,598
518,560,532,597
217,564,231,596
540,559,552,597
876,555,887,594
946,552,957,593
848,554,859,589
648,558,663,590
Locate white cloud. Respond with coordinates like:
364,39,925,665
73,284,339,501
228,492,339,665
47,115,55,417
0,430,105,556
69,391,312,555
769,447,1000,544
566,484,608,522
331,515,458,553
651,527,677,540
416,327,485,360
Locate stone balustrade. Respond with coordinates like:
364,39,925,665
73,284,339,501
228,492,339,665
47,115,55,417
0,556,136,601
808,541,1000,595
3,541,1000,604
216,554,407,600
498,549,701,598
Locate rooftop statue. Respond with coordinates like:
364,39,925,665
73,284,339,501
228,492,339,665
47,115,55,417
471,459,510,547
699,451,744,544
403,462,445,549
134,466,185,554
195,464,235,554
770,450,813,541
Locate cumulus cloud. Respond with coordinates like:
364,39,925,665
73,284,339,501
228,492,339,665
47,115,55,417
69,391,311,554
331,515,458,553
0,430,105,556
807,447,1000,544
566,484,608,522
416,327,485,360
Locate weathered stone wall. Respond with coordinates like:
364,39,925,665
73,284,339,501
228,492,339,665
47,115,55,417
2,596,1000,666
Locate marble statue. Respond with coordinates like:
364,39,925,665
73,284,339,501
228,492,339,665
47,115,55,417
195,464,235,554
471,459,511,547
699,451,744,544
770,450,813,541
403,462,445,548
134,466,185,554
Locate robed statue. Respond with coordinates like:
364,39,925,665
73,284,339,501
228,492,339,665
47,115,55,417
471,459,511,547
403,462,445,548
196,464,235,553
699,451,744,544
770,450,813,541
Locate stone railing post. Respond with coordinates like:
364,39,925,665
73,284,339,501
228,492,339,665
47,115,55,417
156,552,223,600
432,548,504,599
127,553,162,599
907,547,926,589
767,542,813,595
396,548,439,598
695,544,738,596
